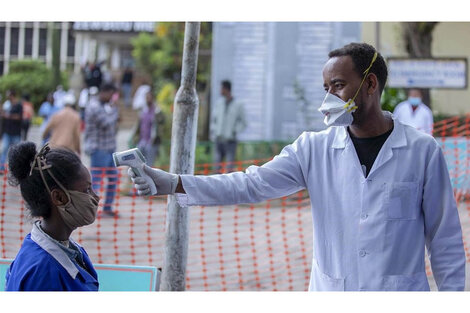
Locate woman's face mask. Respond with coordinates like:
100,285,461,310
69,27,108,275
56,189,99,230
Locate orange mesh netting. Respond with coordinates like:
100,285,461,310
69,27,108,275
1,116,470,290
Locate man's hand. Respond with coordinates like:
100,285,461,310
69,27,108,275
128,164,180,196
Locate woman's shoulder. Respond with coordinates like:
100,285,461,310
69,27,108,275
13,234,62,271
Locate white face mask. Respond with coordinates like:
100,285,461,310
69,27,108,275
318,93,356,127
318,51,378,127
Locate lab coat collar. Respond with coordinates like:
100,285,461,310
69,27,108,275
331,111,407,149
30,221,80,279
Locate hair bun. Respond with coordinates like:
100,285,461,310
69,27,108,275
7,142,37,186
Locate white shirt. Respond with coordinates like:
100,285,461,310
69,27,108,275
210,97,247,141
176,113,465,291
393,101,434,135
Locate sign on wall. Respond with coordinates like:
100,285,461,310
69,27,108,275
73,22,155,33
387,58,467,89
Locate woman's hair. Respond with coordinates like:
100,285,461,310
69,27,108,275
8,142,83,218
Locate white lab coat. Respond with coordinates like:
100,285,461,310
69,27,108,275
176,113,465,291
393,101,434,135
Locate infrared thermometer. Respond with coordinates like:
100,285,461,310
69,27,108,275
112,148,158,195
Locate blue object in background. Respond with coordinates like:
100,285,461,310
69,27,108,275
0,259,160,291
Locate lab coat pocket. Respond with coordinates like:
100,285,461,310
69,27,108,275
309,261,344,291
386,182,419,220
383,272,430,291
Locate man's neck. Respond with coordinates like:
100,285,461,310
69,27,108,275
348,110,393,138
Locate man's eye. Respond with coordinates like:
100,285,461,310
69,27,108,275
335,83,344,88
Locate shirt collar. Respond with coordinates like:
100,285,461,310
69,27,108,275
332,111,407,149
30,221,80,279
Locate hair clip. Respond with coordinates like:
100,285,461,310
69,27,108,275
29,143,52,177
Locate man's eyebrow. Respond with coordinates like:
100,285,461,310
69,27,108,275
323,78,346,87
329,78,346,84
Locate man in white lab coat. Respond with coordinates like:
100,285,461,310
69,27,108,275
393,88,434,135
129,43,465,291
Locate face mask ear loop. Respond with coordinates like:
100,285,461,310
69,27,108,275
343,52,378,112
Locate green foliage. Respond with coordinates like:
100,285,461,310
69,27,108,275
156,82,176,141
0,59,68,111
381,87,407,112
131,22,212,93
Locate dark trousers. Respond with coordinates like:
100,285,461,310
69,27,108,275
214,139,237,172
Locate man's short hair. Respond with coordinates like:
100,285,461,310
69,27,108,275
221,80,231,91
328,43,388,94
100,83,116,93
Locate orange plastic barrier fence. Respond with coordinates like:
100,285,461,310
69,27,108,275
1,116,470,290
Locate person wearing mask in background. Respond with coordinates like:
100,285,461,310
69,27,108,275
210,80,247,172
21,93,34,141
0,89,23,171
393,88,434,136
42,93,81,156
39,92,61,144
5,142,99,291
84,83,119,218
128,43,465,291
129,89,165,166
120,66,133,108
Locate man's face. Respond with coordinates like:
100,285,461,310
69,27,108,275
100,90,113,102
408,89,422,99
146,92,154,105
322,56,366,122
221,86,230,98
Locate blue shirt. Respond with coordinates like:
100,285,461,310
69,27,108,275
5,222,99,291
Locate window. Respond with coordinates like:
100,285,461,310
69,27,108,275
39,28,47,56
24,27,33,56
10,27,19,56
0,27,4,55
67,28,75,57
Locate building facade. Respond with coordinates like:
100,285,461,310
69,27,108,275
0,21,155,77
0,22,75,75
210,22,361,142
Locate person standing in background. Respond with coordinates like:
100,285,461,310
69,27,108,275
0,89,23,170
39,93,61,144
393,88,434,136
130,89,165,166
21,93,34,141
210,80,247,172
84,83,119,218
42,93,81,156
121,66,133,108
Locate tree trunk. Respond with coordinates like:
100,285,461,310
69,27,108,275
402,22,439,108
160,22,200,291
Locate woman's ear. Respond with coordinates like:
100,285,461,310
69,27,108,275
366,73,379,95
50,188,69,206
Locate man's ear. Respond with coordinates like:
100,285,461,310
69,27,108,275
50,188,69,206
366,73,379,95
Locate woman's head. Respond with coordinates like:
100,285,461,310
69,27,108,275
8,142,98,221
